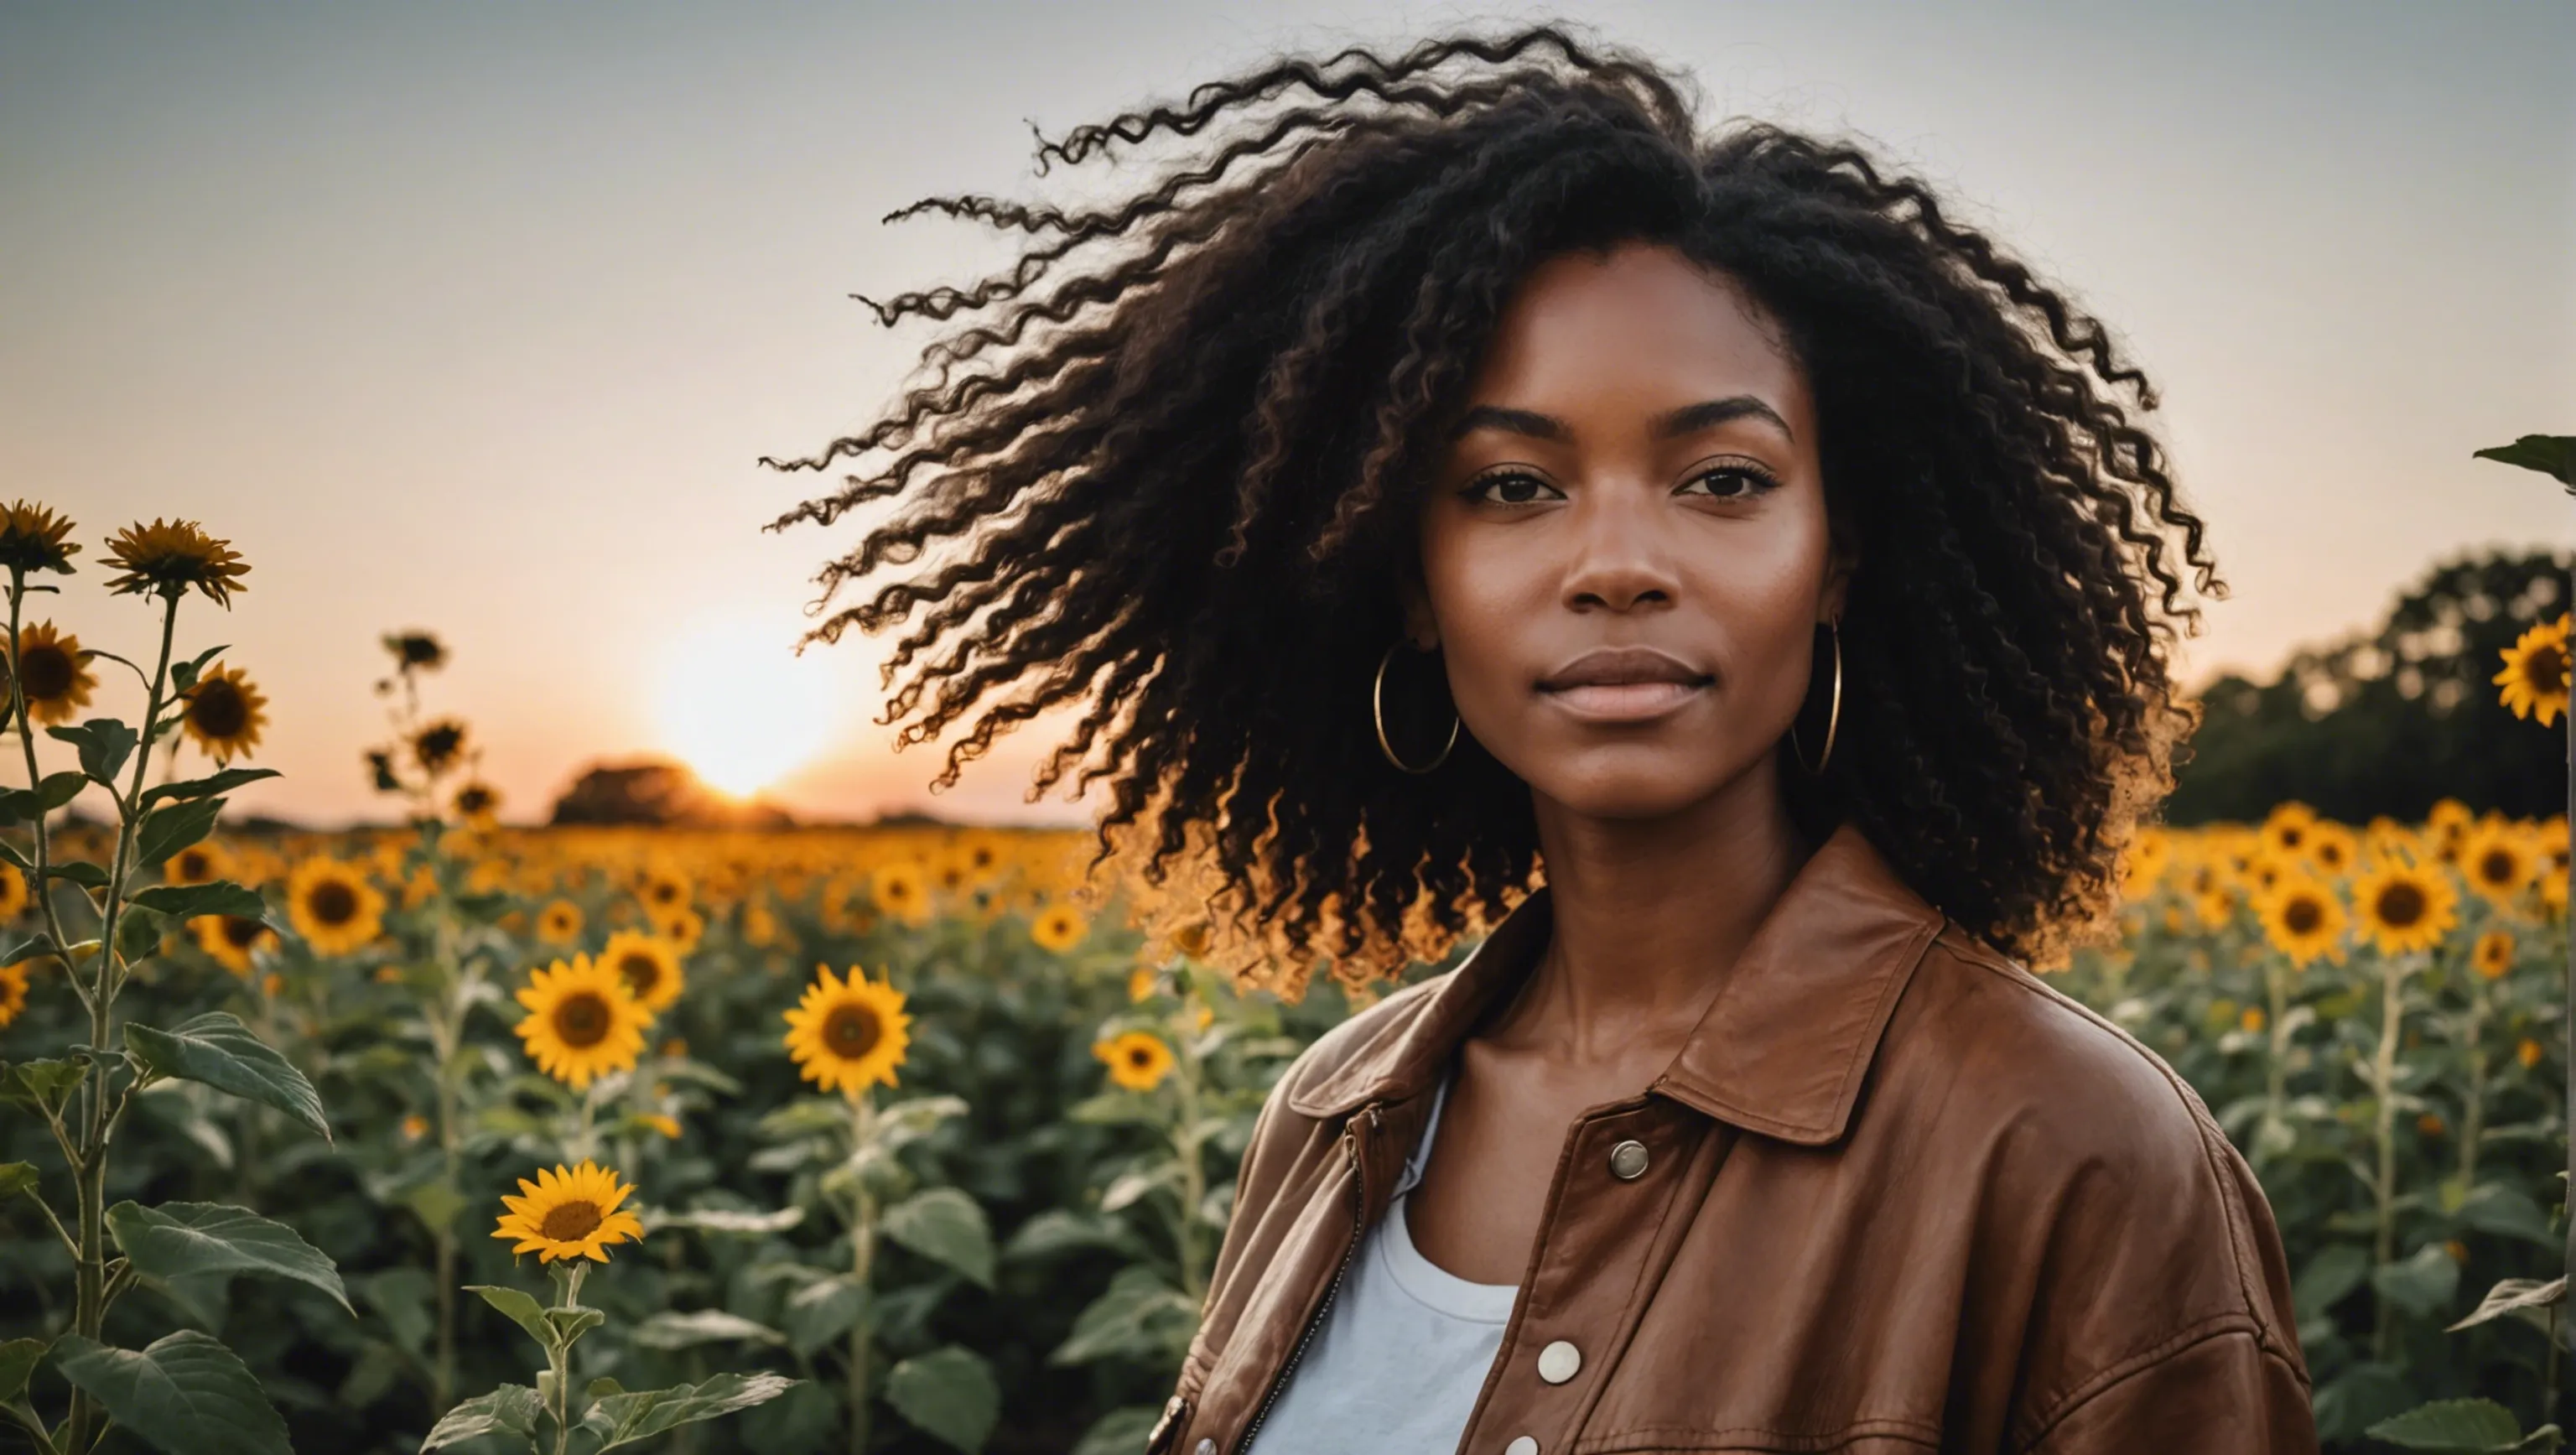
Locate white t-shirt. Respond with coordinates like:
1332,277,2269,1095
1247,1072,1519,1454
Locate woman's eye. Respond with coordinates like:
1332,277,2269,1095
1682,466,1780,500
1462,471,1560,505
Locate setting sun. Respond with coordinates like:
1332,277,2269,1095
654,616,840,796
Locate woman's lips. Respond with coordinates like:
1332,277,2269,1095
1538,678,1710,721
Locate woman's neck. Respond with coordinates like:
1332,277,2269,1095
1493,765,1816,1064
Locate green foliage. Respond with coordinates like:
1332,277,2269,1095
127,1012,331,1141
53,1330,291,1455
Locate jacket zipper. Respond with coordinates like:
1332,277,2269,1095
1235,1101,1379,1455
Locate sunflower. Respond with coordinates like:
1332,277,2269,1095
1128,965,1160,1003
1094,1031,1176,1091
101,518,250,605
164,838,232,888
2471,928,2516,980
179,662,267,762
0,863,23,922
782,964,911,1094
0,501,80,575
286,857,387,956
2189,883,2236,931
2257,802,2317,860
600,929,684,1015
2303,820,2360,877
1031,902,1088,953
382,631,447,671
2494,613,2571,727
0,959,28,1026
2428,798,2475,835
2457,822,2537,911
491,1159,646,1264
2254,876,2348,969
3,620,97,728
637,863,692,918
192,913,276,978
741,898,780,948
411,718,469,776
513,954,652,1089
536,897,584,945
650,905,705,956
2351,858,2459,958
452,780,501,828
2116,828,2171,902
2519,1037,2545,1069
870,861,932,927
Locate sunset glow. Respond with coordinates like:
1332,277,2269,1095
653,616,839,797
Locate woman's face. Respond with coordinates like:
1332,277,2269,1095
1407,239,1850,822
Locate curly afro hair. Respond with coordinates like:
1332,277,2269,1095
766,21,2222,995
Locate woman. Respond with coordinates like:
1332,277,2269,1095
771,22,2315,1454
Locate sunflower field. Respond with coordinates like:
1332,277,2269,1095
1,505,2573,1455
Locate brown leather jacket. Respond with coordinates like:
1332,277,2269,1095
1147,821,2316,1455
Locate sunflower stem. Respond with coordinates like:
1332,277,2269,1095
65,588,179,1455
6,565,88,1020
2370,948,2411,1364
848,1088,876,1455
1174,1005,1208,1307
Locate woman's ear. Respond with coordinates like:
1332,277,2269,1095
1822,541,1859,626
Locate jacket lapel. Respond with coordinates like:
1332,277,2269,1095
1286,821,1945,1146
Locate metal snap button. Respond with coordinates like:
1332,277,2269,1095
1194,1441,1216,1455
1504,1439,1540,1455
1537,1338,1581,1384
1608,1139,1649,1180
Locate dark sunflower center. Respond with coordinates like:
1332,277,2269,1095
19,645,72,700
457,787,493,814
824,1004,880,1057
619,954,661,997
2376,882,2427,928
651,883,679,906
2532,643,2569,695
309,880,358,926
2480,850,2518,886
554,992,611,1047
1125,1047,1155,1069
175,848,212,881
2280,826,2304,848
538,1199,604,1241
221,916,265,949
2283,898,2322,935
188,679,247,737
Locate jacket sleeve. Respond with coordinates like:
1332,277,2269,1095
2020,1323,2317,1453
2002,1037,2319,1454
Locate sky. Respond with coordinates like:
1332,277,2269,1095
4,1,2570,828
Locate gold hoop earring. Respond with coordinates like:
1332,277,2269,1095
1374,639,1459,774
1789,618,1842,776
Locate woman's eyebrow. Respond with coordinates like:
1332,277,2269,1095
1444,395,1794,444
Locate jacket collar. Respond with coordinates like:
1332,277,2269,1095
1286,819,1949,1146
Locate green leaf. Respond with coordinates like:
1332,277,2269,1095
1072,1406,1164,1455
1048,1267,1197,1366
541,1305,605,1350
133,796,226,869
0,1338,45,1404
139,767,280,812
783,1276,869,1357
0,1162,36,1201
886,1346,1000,1453
2373,1242,2464,1318
34,770,87,812
2293,1243,2371,1316
579,1371,800,1452
43,860,108,890
126,1012,330,1142
465,1284,558,1354
358,1268,435,1359
402,1179,470,1236
115,902,166,963
630,1309,787,1350
169,644,229,698
3,1057,86,1115
48,720,138,786
419,1382,543,1452
52,1330,288,1455
2457,1185,2558,1249
2363,1395,2533,1450
2473,435,2576,489
108,1201,352,1315
129,881,267,922
881,1187,996,1288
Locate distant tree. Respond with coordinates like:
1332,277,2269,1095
2166,546,2570,824
548,757,796,828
